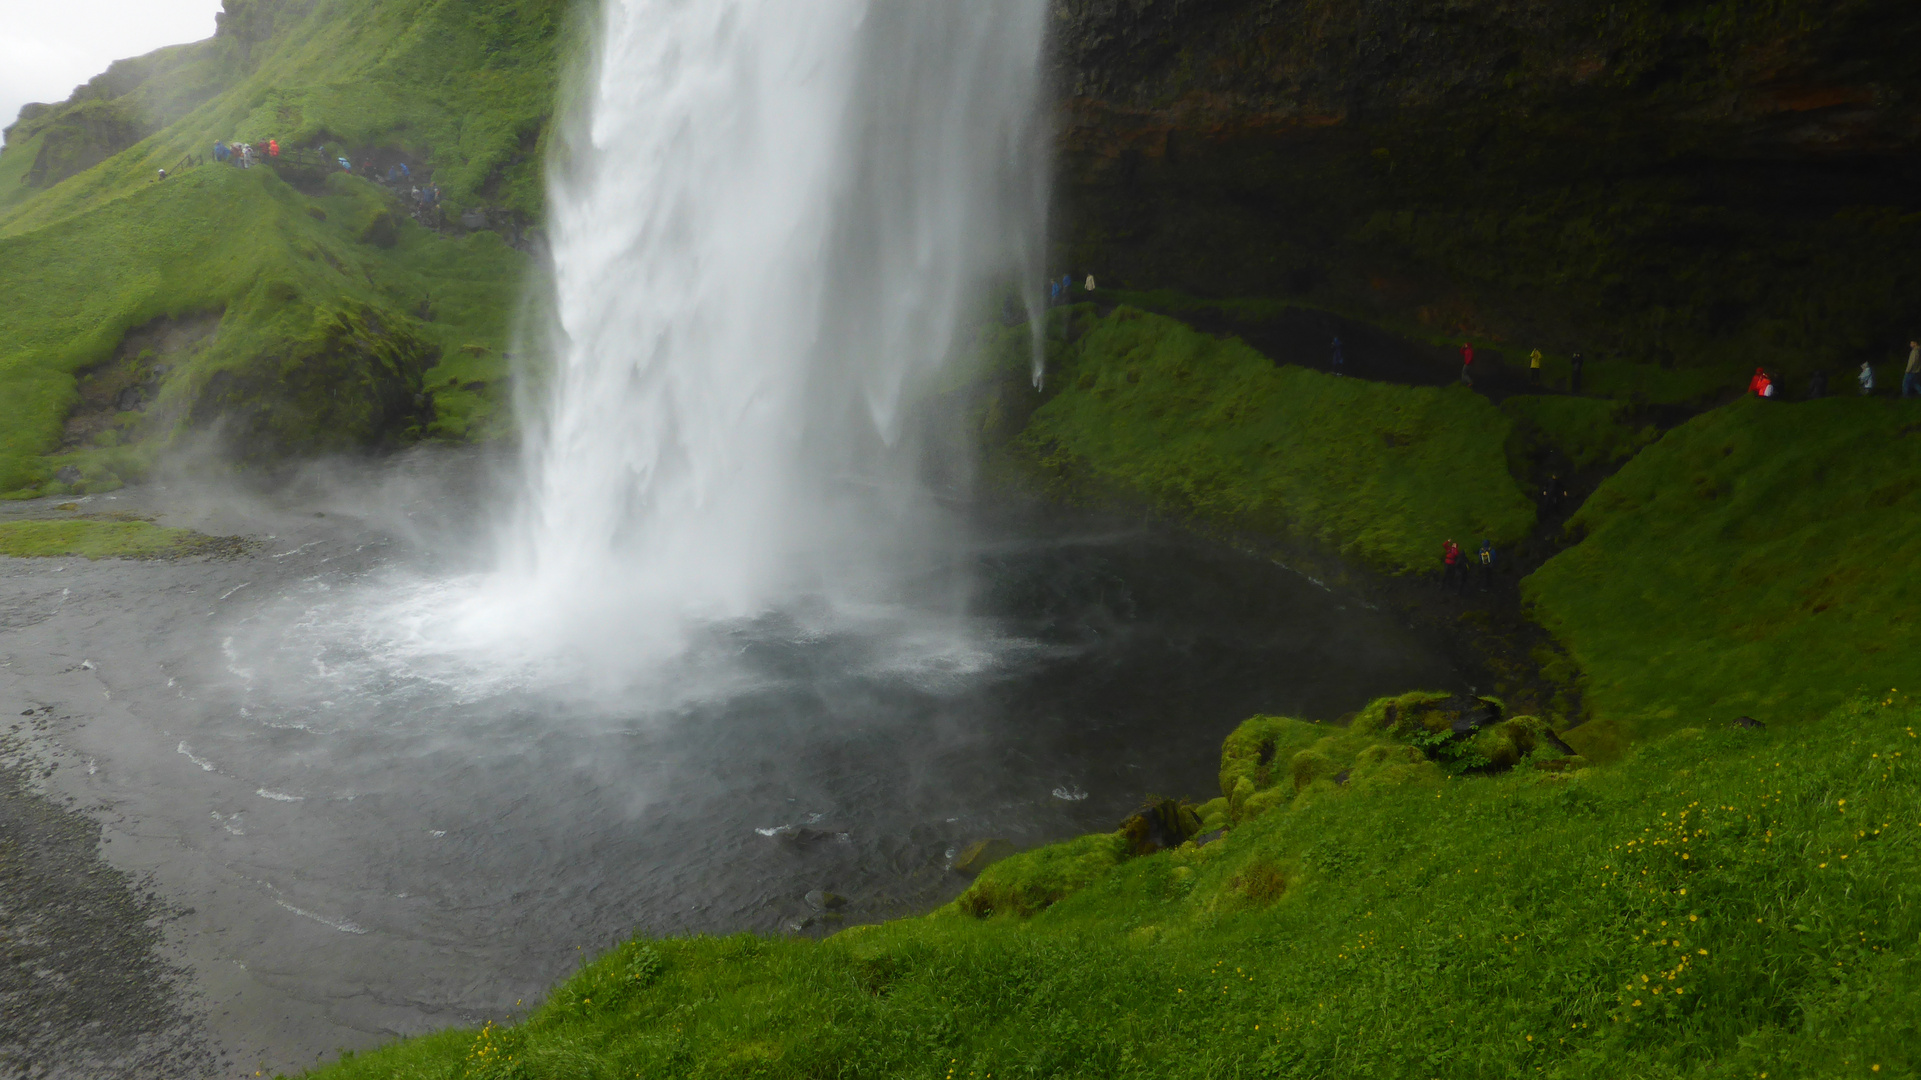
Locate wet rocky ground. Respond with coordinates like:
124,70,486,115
0,717,217,1079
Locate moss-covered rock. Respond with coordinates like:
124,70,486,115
949,833,1131,919
185,301,436,459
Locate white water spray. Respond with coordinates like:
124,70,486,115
488,0,1049,655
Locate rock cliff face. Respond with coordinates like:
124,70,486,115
1051,0,1921,374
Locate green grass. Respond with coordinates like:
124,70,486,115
298,692,1921,1079
0,161,528,495
1,0,577,239
0,0,574,492
0,518,225,559
1017,306,1536,574
1525,397,1921,757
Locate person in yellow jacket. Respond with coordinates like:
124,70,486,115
1529,348,1543,385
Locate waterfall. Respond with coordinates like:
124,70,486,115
503,0,1050,656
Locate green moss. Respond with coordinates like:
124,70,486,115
0,518,231,559
1019,307,1535,574
948,833,1132,919
1525,397,1921,751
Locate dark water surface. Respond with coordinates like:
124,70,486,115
0,454,1463,1070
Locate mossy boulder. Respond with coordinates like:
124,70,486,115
950,833,1131,919
1217,691,1573,826
1118,797,1202,856
185,300,436,459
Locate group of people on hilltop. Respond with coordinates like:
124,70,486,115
211,137,277,169
1748,341,1921,400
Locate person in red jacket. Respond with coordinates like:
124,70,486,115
1748,367,1774,398
268,138,279,158
1441,539,1462,591
1459,342,1475,387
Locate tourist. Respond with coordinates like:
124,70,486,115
1049,277,1060,306
1442,539,1461,590
1459,342,1474,387
1860,361,1875,395
1808,368,1828,399
1904,341,1920,398
338,156,354,171
213,140,228,163
1330,335,1345,375
1542,475,1567,512
1062,274,1072,301
268,138,279,158
1748,367,1772,398
1528,348,1542,385
1084,274,1095,292
155,168,167,182
1478,540,1495,590
1570,351,1585,393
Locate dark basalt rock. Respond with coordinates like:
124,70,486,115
1051,0,1921,381
763,825,835,845
1732,716,1767,729
804,889,847,913
1119,796,1202,856
952,838,1018,875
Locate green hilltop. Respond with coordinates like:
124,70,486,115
4,1,1921,1077
0,0,579,496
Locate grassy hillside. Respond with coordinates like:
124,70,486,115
301,692,1921,1078
1011,307,1536,575
0,0,579,496
2,0,575,237
0,163,527,494
1527,397,1921,758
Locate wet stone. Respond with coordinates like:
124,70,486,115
952,838,1017,875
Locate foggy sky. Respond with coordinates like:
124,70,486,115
0,0,223,141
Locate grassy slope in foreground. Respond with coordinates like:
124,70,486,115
304,694,1921,1079
1018,307,1536,574
1526,397,1921,757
